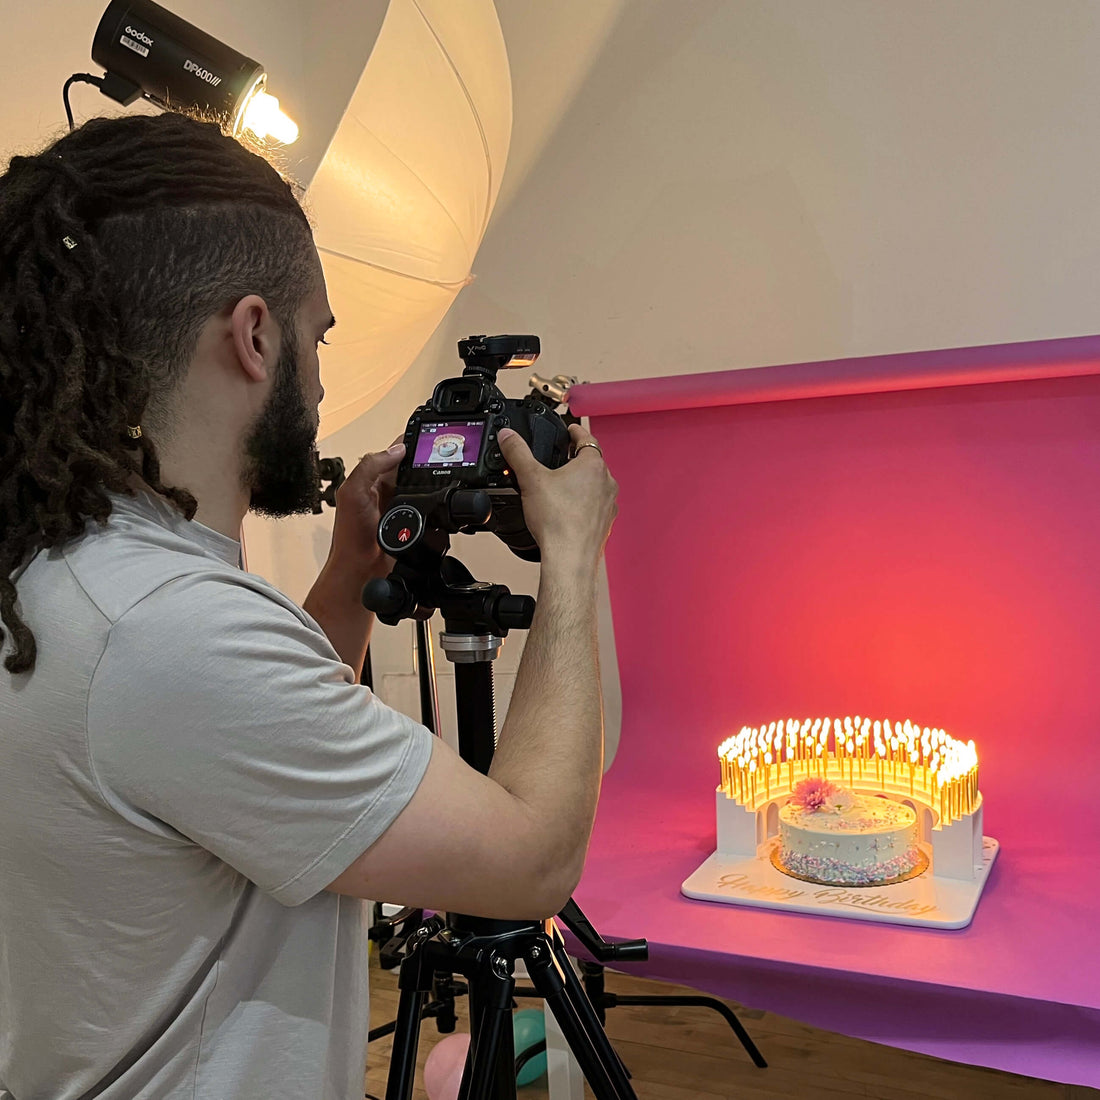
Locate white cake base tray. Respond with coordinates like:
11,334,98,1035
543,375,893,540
682,836,1000,929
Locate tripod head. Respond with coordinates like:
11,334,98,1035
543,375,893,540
363,514,533,778
362,515,534,636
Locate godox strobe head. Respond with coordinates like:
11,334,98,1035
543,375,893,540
85,0,297,144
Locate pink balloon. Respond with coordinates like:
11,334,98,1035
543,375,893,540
424,1032,470,1100
442,1061,466,1100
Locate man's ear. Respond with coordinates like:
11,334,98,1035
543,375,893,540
229,295,280,383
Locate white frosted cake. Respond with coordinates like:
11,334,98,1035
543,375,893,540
771,779,927,886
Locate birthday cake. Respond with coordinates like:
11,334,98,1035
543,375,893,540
687,717,995,924
713,717,982,886
771,779,927,886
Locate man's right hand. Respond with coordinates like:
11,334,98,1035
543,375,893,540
497,423,618,567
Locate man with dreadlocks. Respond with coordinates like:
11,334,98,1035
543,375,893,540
0,113,618,1099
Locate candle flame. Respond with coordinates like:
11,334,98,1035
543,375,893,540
717,714,980,822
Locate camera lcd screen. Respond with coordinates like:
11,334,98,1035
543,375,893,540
411,421,485,468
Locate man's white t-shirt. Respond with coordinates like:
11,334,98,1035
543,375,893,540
0,489,434,1099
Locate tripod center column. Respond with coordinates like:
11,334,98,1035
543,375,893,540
439,632,504,665
440,632,504,777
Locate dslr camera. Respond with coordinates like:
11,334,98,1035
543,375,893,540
377,335,576,563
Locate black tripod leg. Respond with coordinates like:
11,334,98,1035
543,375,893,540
526,939,637,1100
459,959,517,1100
384,986,428,1100
547,932,634,1085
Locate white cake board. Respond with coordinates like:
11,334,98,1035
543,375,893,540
682,836,1000,929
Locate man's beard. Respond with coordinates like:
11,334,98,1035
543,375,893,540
242,335,320,518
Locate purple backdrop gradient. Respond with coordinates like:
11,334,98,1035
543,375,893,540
567,334,1100,1087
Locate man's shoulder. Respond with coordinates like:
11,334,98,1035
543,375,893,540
40,511,298,632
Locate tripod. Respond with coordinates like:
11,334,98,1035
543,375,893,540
363,515,650,1100
363,623,768,1094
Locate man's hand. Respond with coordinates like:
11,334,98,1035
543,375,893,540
303,441,404,674
326,441,405,580
497,423,618,569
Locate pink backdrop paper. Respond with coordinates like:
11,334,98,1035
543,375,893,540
567,334,1100,1087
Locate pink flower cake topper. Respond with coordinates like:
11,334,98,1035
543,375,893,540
789,777,857,813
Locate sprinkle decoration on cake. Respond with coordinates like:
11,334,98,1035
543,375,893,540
770,777,929,886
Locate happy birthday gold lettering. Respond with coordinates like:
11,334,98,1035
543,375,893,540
717,873,806,901
813,888,936,916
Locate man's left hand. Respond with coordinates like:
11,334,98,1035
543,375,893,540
304,441,406,672
326,441,405,581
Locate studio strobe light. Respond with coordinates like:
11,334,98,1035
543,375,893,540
83,0,297,143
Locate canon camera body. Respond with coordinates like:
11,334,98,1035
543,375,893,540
378,335,574,562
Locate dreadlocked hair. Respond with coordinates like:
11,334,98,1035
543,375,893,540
0,111,317,674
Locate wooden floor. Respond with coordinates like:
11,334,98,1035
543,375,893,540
365,953,1097,1100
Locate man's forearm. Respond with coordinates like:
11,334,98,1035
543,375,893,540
303,554,379,678
488,554,605,887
